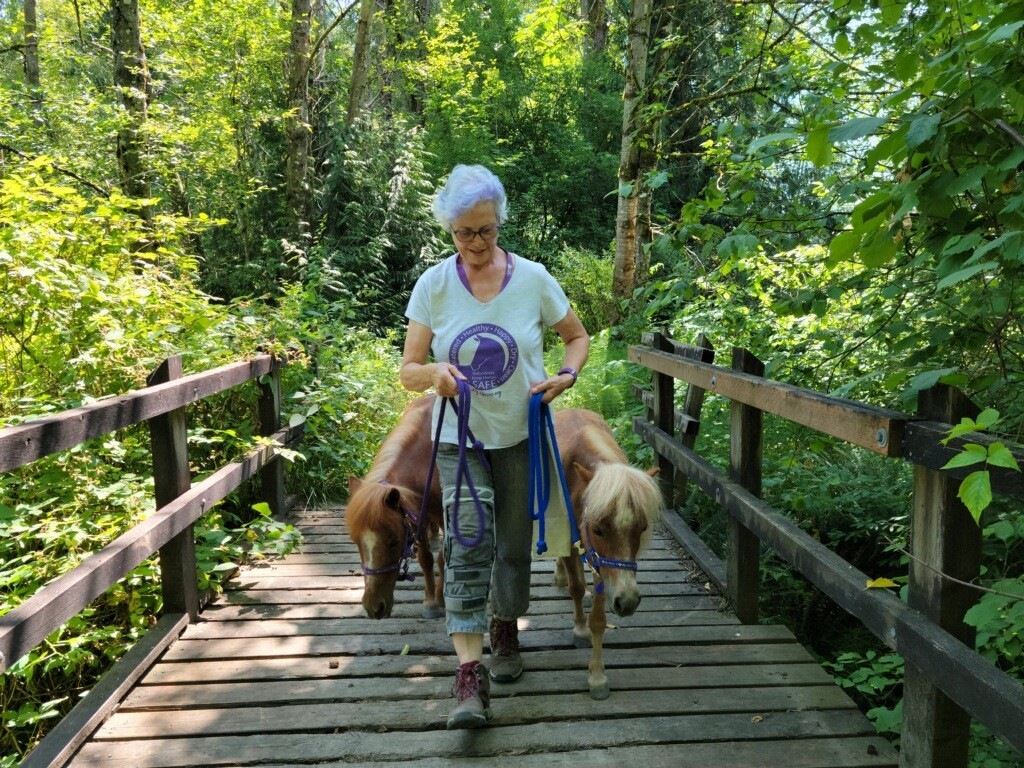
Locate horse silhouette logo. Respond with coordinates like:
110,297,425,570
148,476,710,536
450,324,519,390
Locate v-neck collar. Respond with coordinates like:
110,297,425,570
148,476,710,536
455,249,514,299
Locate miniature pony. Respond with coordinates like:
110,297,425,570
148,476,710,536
553,408,663,700
346,395,444,619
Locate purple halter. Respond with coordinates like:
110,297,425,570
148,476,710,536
358,483,422,582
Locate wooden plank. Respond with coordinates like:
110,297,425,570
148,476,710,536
19,613,188,768
138,643,821,685
197,594,724,622
661,510,728,594
0,356,275,472
158,623,798,661
95,686,861,739
212,737,896,768
123,663,835,709
178,610,740,642
634,418,1024,755
69,713,894,768
628,344,906,456
0,426,298,673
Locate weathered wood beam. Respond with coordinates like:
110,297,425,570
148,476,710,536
0,356,275,473
904,420,1024,499
0,425,301,673
629,345,906,457
634,419,1024,755
18,613,188,768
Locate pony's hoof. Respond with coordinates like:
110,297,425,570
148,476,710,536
573,635,592,649
589,685,611,701
422,605,443,619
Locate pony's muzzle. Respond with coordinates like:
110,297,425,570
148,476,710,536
364,596,393,619
611,590,640,617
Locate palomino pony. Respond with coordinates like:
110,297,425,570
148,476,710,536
346,395,444,619
552,408,663,700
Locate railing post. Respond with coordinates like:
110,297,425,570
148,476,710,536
676,331,714,503
147,355,199,621
728,346,763,624
258,358,286,517
901,385,981,768
651,329,676,507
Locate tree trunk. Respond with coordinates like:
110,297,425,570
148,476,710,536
581,0,608,54
285,0,313,258
612,0,653,317
347,0,375,125
24,0,41,94
111,0,151,205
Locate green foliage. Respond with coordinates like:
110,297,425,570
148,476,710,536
965,577,1024,678
317,115,446,334
941,409,1022,522
548,246,617,334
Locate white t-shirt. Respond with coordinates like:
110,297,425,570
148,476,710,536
405,251,571,448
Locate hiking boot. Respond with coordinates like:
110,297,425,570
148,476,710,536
446,661,491,730
488,617,523,683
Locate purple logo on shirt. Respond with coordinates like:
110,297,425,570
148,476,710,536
450,324,519,390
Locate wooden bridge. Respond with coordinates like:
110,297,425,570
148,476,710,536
4,339,1024,767
66,505,896,767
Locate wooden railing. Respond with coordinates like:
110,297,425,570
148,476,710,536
0,354,302,768
630,330,1024,768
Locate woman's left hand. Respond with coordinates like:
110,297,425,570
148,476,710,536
529,372,575,404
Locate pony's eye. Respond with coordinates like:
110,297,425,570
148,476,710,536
592,526,605,538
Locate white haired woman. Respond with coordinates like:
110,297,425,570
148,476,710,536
400,164,590,729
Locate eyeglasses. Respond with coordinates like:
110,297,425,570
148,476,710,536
452,225,499,243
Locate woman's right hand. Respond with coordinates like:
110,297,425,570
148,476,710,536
433,363,466,398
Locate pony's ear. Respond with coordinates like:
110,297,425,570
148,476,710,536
348,476,364,494
646,467,661,477
383,486,403,510
574,462,594,483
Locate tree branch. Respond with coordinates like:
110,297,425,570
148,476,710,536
302,0,359,84
0,142,110,196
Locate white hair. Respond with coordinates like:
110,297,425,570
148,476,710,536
431,164,508,231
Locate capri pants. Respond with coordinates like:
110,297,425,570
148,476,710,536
436,439,532,636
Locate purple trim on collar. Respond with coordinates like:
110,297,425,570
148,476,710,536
456,250,514,296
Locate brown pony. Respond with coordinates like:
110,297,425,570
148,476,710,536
346,395,444,619
553,408,663,700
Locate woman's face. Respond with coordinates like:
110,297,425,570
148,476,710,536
450,201,500,267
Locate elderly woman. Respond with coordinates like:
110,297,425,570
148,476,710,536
400,164,590,729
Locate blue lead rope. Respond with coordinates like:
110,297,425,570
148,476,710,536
527,393,638,595
527,392,578,556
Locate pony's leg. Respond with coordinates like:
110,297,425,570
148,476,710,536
417,544,443,619
553,558,567,588
561,556,591,648
587,578,610,700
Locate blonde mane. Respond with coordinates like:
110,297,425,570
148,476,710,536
583,463,663,553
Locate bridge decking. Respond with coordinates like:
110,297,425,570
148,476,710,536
67,507,898,767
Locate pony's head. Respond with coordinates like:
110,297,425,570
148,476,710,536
345,476,417,619
576,462,662,617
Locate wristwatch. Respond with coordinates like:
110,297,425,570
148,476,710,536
557,367,578,387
